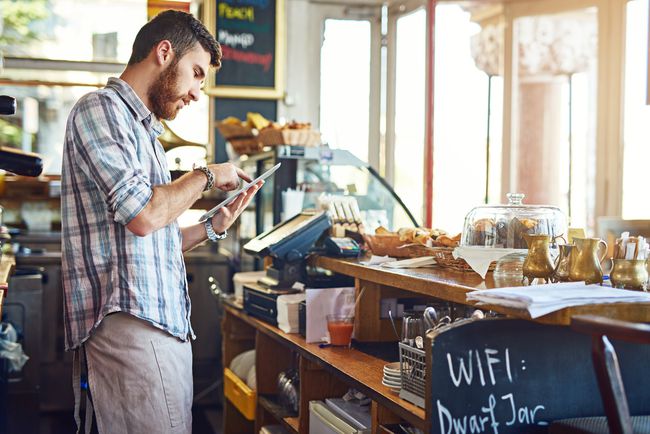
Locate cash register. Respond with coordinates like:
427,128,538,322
241,210,359,324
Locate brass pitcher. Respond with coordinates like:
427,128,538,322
569,237,608,284
522,234,555,284
610,259,648,290
553,244,575,282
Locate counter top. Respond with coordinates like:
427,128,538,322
312,255,650,325
14,249,231,265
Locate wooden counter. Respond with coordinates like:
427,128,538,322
223,256,650,432
311,255,650,325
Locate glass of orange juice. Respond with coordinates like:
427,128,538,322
326,315,354,347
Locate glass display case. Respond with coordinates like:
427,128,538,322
223,146,418,270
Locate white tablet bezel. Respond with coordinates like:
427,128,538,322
198,162,282,223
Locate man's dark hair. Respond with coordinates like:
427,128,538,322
128,10,221,69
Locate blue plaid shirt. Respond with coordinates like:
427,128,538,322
61,77,193,350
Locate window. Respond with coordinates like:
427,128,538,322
0,0,208,175
320,19,371,162
622,0,650,219
432,4,503,233
1,0,147,64
393,8,426,225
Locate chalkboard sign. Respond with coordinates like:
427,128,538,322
204,0,284,99
429,319,650,434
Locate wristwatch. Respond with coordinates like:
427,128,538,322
204,218,227,242
194,166,214,191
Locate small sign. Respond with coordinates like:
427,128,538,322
204,0,285,99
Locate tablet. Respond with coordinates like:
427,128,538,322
198,162,282,223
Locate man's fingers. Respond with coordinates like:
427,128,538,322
235,167,252,183
219,206,232,220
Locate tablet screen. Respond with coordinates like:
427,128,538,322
198,162,282,222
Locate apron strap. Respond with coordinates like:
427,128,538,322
72,349,81,434
84,388,94,433
73,346,95,434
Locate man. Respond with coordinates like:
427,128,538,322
61,10,259,434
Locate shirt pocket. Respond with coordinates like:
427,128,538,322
150,338,191,428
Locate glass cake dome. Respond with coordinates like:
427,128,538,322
461,193,568,249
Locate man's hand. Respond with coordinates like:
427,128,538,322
207,163,252,191
211,180,263,233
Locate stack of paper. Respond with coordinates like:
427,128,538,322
381,256,436,269
466,282,650,318
277,293,306,333
360,255,396,266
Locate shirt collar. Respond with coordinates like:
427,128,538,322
105,77,164,136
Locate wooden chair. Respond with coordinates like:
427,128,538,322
550,315,650,434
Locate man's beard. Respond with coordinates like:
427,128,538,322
148,60,184,120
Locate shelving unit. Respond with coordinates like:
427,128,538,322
222,255,650,434
221,302,425,433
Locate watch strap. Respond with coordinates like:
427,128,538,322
195,166,214,191
204,218,227,242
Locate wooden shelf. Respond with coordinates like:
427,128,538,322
284,417,299,432
223,304,425,429
258,394,299,433
311,255,650,325
0,254,15,284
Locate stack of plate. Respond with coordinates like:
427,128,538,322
381,362,401,392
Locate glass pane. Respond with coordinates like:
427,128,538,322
1,0,148,63
393,8,426,225
511,8,597,230
433,4,503,234
0,84,95,173
296,160,416,232
320,19,371,162
622,0,650,219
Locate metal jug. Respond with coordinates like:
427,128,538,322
569,237,608,285
522,234,555,284
553,244,575,282
609,259,648,290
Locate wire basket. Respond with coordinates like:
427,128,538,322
398,342,426,408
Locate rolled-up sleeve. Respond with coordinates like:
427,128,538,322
71,93,152,225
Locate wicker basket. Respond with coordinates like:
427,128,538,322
363,234,435,258
228,138,265,156
216,121,265,155
429,247,496,273
258,128,322,147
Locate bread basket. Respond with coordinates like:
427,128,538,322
363,234,435,258
428,247,496,273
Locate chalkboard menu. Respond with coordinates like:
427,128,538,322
204,0,284,99
428,319,650,434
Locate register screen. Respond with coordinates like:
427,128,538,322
255,213,316,248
